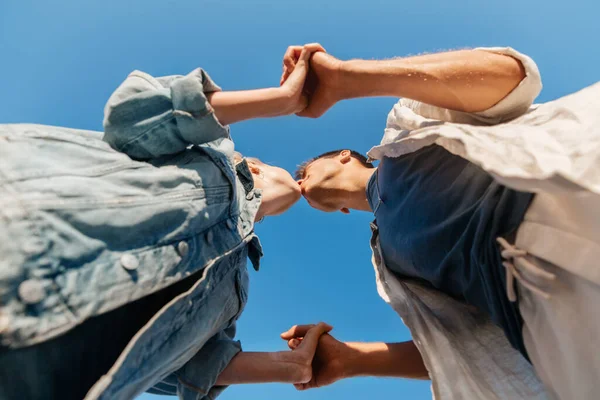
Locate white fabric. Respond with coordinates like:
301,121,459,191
515,192,600,400
372,238,548,400
367,47,600,399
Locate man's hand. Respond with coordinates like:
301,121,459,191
280,44,344,118
279,43,328,115
281,324,356,390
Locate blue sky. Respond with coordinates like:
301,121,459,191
1,0,598,399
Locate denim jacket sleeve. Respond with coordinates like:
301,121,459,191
103,68,230,160
147,324,242,399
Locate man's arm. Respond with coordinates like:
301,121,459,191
338,49,525,113
282,46,529,118
340,341,429,380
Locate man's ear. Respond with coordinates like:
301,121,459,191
340,150,352,165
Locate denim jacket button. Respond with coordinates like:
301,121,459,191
206,231,214,245
177,241,189,258
18,280,45,305
226,219,235,230
120,254,139,271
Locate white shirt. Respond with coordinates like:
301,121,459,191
367,47,600,399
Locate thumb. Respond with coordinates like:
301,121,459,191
281,324,315,340
294,48,311,70
288,338,302,350
296,322,333,354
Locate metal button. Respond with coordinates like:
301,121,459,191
206,231,214,245
226,220,235,230
18,280,45,305
120,254,139,271
177,241,189,258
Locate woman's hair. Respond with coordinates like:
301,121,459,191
233,151,263,166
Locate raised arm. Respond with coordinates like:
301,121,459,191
337,49,525,112
282,45,538,118
103,45,321,160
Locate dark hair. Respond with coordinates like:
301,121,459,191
295,149,374,180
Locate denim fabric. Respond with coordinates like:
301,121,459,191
0,67,262,399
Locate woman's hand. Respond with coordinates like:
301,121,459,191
284,322,334,384
280,44,345,118
282,324,354,389
278,43,327,115
215,322,332,386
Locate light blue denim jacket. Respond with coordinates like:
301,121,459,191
0,68,263,399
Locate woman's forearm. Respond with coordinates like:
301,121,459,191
207,88,293,126
216,351,309,386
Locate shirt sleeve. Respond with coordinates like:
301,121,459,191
149,324,242,400
471,47,543,123
102,68,230,160
398,47,542,125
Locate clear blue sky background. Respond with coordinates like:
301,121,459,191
1,0,598,399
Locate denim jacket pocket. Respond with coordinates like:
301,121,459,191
231,265,249,324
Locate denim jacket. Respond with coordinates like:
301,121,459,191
0,68,263,399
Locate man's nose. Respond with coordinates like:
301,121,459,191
297,179,309,196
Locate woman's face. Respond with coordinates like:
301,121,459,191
248,159,301,218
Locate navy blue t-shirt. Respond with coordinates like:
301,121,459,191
367,144,534,358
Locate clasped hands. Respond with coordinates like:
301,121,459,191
278,43,347,119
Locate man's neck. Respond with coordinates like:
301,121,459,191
344,168,376,212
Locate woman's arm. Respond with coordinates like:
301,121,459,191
103,44,321,160
216,322,332,385
206,87,297,126
208,43,325,125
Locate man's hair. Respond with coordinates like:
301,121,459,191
295,149,374,180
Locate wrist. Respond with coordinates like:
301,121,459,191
336,342,368,379
274,86,299,116
275,351,312,384
337,60,355,101
337,58,412,100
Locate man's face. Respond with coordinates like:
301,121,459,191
297,157,346,212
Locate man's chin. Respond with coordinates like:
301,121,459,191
303,196,339,213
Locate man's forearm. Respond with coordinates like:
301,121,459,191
207,88,293,126
216,351,309,386
344,341,429,380
338,50,525,113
